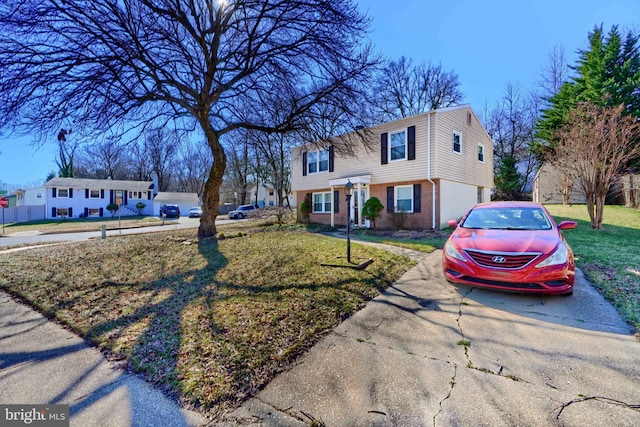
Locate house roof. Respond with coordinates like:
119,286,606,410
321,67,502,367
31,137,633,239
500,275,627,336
44,177,154,191
154,192,199,204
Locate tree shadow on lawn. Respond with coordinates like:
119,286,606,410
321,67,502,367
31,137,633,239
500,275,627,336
79,237,384,416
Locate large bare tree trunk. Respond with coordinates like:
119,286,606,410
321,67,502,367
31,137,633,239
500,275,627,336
198,117,227,239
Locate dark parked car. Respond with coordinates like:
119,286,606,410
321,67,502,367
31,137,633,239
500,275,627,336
228,204,258,219
442,201,577,295
160,204,180,218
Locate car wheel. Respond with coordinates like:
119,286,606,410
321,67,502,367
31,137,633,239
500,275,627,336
238,213,245,219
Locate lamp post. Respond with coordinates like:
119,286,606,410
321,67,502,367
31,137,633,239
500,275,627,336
345,179,354,263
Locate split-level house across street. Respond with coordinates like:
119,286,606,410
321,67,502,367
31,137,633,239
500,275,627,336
291,104,494,229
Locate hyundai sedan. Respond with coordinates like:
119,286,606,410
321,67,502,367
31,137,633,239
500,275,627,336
442,201,577,295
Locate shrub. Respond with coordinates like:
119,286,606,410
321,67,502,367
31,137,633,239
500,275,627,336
106,203,119,218
362,197,384,228
135,202,146,215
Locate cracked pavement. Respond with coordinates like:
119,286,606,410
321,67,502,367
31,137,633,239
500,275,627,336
218,249,640,427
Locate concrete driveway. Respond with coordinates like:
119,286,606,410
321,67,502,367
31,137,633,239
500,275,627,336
219,250,640,426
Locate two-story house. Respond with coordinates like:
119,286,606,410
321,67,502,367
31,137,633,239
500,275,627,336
291,105,494,230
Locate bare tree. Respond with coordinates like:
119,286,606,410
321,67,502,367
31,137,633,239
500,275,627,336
75,137,131,180
486,83,542,198
0,0,377,238
373,56,464,121
538,45,570,101
175,141,212,199
553,102,640,228
144,128,179,192
55,129,79,178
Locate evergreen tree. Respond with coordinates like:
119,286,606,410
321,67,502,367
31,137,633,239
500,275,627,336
494,155,522,200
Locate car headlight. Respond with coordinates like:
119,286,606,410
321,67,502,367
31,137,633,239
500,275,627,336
445,239,466,262
536,243,568,268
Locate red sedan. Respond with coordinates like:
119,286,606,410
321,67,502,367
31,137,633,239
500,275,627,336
442,201,577,295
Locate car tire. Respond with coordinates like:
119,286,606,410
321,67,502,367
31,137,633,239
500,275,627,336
238,213,245,219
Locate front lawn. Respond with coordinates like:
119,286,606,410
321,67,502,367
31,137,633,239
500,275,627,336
545,204,640,330
0,227,415,417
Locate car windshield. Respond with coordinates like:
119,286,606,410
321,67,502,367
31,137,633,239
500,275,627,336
461,207,552,230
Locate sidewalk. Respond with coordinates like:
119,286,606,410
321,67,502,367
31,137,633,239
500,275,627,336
0,291,207,427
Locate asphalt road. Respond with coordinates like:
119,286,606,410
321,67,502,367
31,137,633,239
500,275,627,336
0,216,238,248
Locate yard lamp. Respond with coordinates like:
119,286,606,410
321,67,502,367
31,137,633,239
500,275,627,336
345,179,354,263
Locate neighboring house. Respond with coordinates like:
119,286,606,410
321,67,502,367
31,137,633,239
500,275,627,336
16,187,46,207
532,163,586,205
44,177,157,219
246,183,294,208
152,192,200,217
291,104,494,229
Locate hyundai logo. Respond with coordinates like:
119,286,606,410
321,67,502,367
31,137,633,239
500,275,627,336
492,256,507,264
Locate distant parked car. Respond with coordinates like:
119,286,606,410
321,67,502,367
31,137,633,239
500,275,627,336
228,204,258,219
442,201,577,296
188,207,202,218
160,204,180,218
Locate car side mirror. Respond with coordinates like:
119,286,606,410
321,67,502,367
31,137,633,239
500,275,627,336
557,220,577,230
447,219,459,227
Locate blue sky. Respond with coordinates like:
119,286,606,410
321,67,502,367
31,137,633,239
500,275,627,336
1,0,639,189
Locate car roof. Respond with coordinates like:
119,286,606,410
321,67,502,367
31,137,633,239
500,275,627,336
473,201,543,209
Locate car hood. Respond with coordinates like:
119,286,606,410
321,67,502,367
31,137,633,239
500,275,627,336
451,228,561,254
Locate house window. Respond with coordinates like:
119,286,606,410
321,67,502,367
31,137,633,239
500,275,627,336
453,132,461,154
477,187,484,203
312,192,332,213
57,208,69,216
395,185,413,213
57,188,69,198
307,149,329,174
478,144,485,162
269,191,274,196
390,130,407,161
269,201,275,206
89,189,100,199
88,208,100,217
36,193,42,199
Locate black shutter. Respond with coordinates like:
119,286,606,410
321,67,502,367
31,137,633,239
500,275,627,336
408,126,416,160
52,207,57,217
52,188,57,198
302,152,308,176
413,184,422,213
84,207,89,217
85,189,89,198
110,190,114,204
334,190,340,213
124,191,128,205
147,191,152,200
381,133,388,165
68,207,73,217
386,186,394,213
99,208,104,217
69,188,73,198
329,146,334,172
101,189,105,199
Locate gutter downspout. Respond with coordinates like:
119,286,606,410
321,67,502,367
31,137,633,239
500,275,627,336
427,112,436,229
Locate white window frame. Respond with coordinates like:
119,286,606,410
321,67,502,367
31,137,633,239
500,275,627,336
88,208,100,217
57,188,69,198
478,144,485,162
389,129,407,162
453,132,462,154
477,186,484,203
395,185,414,213
89,189,101,199
312,192,332,213
307,149,329,174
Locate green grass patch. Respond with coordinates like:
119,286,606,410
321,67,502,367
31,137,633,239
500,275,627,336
3,216,165,234
0,228,415,417
350,229,449,253
545,204,640,330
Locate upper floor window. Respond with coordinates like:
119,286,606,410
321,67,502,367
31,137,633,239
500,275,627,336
453,132,462,154
36,193,43,199
478,144,485,162
308,149,329,174
57,188,69,198
89,189,100,199
390,130,407,161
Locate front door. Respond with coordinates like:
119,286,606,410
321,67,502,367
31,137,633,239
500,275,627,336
350,188,368,227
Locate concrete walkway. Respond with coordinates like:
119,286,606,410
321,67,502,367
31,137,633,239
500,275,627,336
0,291,207,427
218,250,640,427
